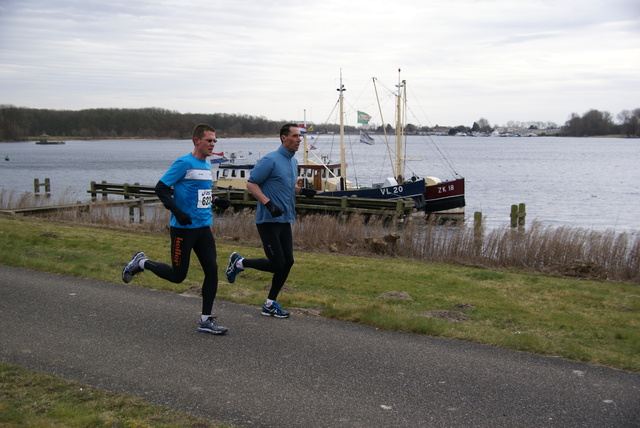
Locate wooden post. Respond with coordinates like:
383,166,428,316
403,198,413,220
510,203,526,228
395,199,404,217
101,180,108,200
474,211,483,255
138,199,145,224
33,178,51,197
90,181,97,200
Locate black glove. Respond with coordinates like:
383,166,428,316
300,188,317,199
265,200,283,217
214,197,231,210
172,209,192,226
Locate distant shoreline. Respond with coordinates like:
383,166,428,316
3,134,636,143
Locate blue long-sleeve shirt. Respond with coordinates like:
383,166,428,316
159,153,213,228
248,144,298,224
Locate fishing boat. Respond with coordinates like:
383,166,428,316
298,70,465,215
211,151,255,190
35,133,65,145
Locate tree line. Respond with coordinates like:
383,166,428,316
462,108,639,137
561,108,640,137
0,106,288,140
1,105,638,141
0,105,359,141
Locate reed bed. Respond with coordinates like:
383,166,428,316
2,190,638,285
289,214,640,284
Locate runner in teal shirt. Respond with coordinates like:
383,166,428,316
159,153,214,228
122,124,231,335
248,144,298,224
225,124,317,318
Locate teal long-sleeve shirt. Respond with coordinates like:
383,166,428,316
248,144,298,224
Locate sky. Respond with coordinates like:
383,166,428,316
1,0,639,128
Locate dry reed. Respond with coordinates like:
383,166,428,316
2,190,638,284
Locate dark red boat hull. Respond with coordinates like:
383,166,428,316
424,178,465,213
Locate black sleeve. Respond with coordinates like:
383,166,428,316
154,180,178,212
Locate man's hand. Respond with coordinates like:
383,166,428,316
300,188,317,198
265,200,283,217
172,209,192,225
214,197,231,210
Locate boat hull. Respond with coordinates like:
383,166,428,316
322,179,425,210
321,178,426,201
424,178,465,213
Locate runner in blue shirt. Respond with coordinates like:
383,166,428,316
225,124,317,318
121,123,231,334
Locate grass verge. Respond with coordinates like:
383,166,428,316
0,361,230,427
1,215,638,371
0,215,638,424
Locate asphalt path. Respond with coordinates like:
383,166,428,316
1,265,639,427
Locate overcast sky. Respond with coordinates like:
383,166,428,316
1,0,638,128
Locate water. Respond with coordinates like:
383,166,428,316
1,136,638,233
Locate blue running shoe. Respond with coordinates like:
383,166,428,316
122,251,147,283
225,252,244,283
197,316,228,335
261,301,291,318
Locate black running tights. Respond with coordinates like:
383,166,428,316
144,226,218,315
243,222,294,301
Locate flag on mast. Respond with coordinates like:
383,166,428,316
357,111,372,124
359,130,375,145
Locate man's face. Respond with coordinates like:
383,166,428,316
281,127,301,153
193,130,216,159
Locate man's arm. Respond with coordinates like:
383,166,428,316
247,181,269,204
155,180,192,225
247,181,283,217
296,186,317,198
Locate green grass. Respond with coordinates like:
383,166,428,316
0,215,639,424
0,362,230,427
1,215,638,371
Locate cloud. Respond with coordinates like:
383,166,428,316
1,0,638,127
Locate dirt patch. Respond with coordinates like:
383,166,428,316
180,285,202,297
453,302,475,311
365,233,400,254
378,290,413,300
418,310,469,323
230,290,250,298
291,307,325,318
555,260,608,281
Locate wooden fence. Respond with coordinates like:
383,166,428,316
88,181,415,218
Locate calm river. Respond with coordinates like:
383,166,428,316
1,136,638,233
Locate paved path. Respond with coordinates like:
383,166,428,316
1,265,638,427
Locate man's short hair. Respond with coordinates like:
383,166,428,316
279,123,299,138
192,123,216,140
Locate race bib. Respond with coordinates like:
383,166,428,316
197,189,212,208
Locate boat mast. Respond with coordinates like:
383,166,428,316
338,70,347,190
395,68,405,183
302,109,308,164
